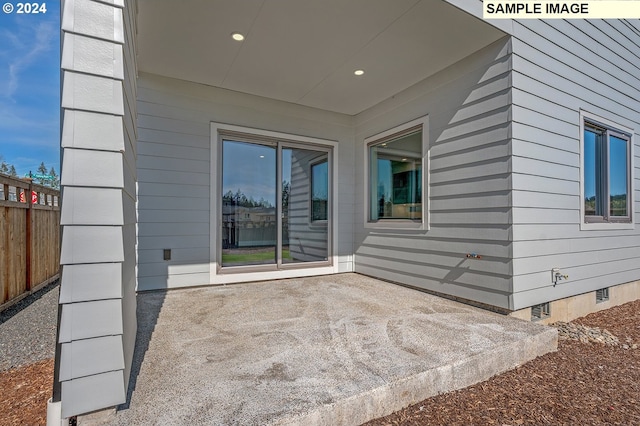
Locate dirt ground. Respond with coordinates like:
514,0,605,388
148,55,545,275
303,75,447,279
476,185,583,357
2,300,639,426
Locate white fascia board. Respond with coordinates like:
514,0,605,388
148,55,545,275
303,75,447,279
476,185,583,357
61,33,124,80
61,370,125,418
62,71,124,116
60,148,124,188
61,187,124,226
58,299,123,343
59,335,125,382
59,263,123,304
62,0,124,44
62,110,125,152
60,226,125,265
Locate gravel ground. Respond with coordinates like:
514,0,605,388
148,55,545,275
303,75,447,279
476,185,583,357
0,282,59,371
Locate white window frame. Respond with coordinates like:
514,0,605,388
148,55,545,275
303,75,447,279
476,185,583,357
210,122,339,284
364,116,429,230
579,110,635,231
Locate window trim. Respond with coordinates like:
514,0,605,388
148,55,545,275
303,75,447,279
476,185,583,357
579,111,635,231
364,116,429,230
309,157,329,225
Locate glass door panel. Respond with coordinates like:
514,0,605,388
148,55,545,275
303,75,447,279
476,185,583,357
221,140,277,267
281,147,329,264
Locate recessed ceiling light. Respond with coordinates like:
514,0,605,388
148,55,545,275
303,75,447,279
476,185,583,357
231,32,245,41
259,155,265,158
354,69,364,76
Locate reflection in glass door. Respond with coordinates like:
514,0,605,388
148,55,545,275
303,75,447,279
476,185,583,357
281,147,329,264
221,140,276,267
220,138,330,269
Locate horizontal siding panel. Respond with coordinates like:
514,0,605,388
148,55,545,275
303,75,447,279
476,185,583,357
512,88,576,125
138,222,208,237
431,192,510,210
512,191,579,210
137,248,209,264
517,20,640,98
430,158,510,184
515,257,640,292
513,22,640,112
431,209,510,225
512,139,578,165
434,107,510,143
137,182,209,198
513,224,639,241
356,244,510,275
512,105,578,140
355,263,510,310
512,57,639,127
137,169,209,186
358,234,511,258
431,141,509,169
512,157,578,182
138,235,209,250
512,268,640,310
430,124,509,157
512,174,578,195
137,141,209,161
138,262,209,278
512,207,578,224
137,113,210,136
137,155,209,173
137,127,209,149
355,254,510,292
513,234,640,257
138,209,210,224
430,175,510,197
137,273,211,291
425,225,512,242
137,195,209,211
513,245,640,276
576,21,640,71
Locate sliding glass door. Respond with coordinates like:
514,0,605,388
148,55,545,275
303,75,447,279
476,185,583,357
220,137,330,270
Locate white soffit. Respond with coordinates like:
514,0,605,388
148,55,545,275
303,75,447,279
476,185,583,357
137,0,505,115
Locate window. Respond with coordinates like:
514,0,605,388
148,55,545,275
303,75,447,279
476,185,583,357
581,113,633,226
367,118,427,225
311,160,329,222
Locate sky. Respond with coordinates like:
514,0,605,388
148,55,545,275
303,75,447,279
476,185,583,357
0,1,60,177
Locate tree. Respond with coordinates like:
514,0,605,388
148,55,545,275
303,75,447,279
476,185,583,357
49,167,59,189
0,161,8,175
36,162,48,185
9,165,17,177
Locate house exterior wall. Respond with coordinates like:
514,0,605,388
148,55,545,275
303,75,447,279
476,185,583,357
59,0,137,418
136,73,355,291
353,38,515,310
510,19,640,310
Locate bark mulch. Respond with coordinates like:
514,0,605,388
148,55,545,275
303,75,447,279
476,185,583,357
2,300,639,425
0,359,53,426
366,300,640,426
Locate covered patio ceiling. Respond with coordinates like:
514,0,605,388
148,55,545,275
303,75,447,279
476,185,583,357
137,0,506,115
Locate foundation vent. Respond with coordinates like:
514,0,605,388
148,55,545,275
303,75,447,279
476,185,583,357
531,302,551,321
596,287,610,303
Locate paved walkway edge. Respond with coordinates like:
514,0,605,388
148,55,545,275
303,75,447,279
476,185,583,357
276,327,558,426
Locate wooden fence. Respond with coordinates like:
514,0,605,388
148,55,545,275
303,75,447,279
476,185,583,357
0,174,60,309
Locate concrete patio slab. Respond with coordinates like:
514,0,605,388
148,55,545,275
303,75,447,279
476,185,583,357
83,273,557,425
